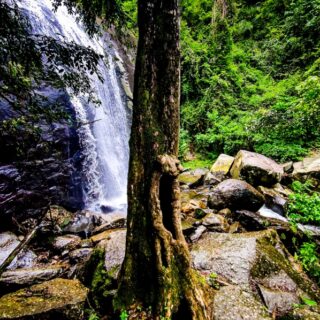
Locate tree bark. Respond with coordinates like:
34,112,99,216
116,1,210,319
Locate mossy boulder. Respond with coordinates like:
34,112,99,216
210,154,234,176
0,278,88,319
191,230,320,317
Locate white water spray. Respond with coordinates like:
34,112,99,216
20,0,130,213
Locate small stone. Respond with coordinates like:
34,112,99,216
52,234,81,251
202,213,229,232
0,232,20,266
69,248,93,262
189,225,207,243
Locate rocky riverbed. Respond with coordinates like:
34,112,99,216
0,150,320,319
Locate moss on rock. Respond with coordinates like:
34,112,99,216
0,278,88,319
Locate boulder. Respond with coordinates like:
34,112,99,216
208,179,264,211
0,265,66,288
0,278,88,319
97,229,126,279
230,150,283,186
191,230,320,316
293,155,320,185
210,154,234,177
212,285,271,320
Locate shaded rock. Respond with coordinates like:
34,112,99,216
202,213,229,232
0,232,20,266
203,172,223,186
52,235,81,251
44,206,74,231
92,212,126,235
236,210,289,232
97,229,126,279
282,161,294,173
178,168,209,187
191,230,320,307
293,155,320,185
0,278,88,319
208,179,264,211
0,265,66,288
297,224,320,238
7,249,37,271
210,154,234,176
257,185,288,215
230,150,283,186
69,248,93,262
213,285,271,320
62,213,95,235
189,225,207,243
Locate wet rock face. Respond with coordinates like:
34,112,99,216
0,278,88,320
208,179,265,212
0,87,83,230
230,150,283,187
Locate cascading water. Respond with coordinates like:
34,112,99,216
19,0,131,213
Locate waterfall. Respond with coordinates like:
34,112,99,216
19,0,131,213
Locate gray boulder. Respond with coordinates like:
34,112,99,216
208,179,264,211
191,230,320,316
230,150,283,186
0,265,66,288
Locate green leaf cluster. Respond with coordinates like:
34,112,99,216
287,181,320,226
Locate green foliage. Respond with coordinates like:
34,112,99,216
120,310,128,320
181,156,212,170
179,0,320,161
287,181,320,226
296,242,320,284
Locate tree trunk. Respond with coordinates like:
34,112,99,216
116,1,210,319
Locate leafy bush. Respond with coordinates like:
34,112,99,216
297,242,320,284
287,181,320,226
